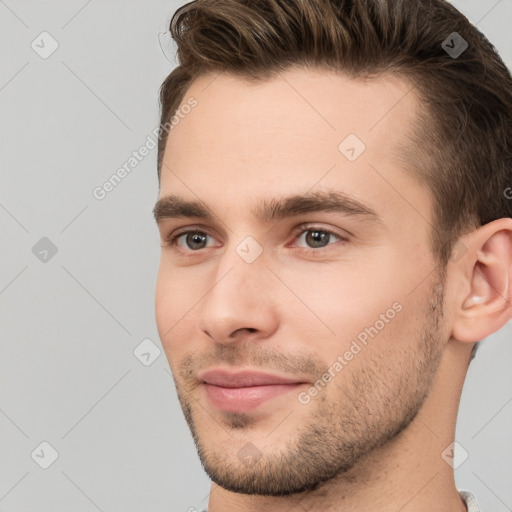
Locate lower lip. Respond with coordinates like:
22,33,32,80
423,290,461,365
203,383,305,412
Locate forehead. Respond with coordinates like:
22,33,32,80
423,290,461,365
160,67,431,234
165,67,418,156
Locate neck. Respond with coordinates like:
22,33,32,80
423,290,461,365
206,341,472,512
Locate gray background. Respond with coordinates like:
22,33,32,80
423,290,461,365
0,1,511,511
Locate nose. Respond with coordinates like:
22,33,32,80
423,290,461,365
196,251,279,345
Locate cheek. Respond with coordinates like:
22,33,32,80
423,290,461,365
155,263,208,358
155,262,200,314
276,255,426,367
155,265,188,345
155,264,172,328
276,257,401,334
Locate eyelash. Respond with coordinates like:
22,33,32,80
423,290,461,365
163,224,348,256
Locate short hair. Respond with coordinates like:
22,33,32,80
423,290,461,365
158,0,512,361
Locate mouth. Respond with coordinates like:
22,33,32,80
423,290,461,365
198,369,309,413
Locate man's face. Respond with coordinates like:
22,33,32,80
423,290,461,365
154,68,451,495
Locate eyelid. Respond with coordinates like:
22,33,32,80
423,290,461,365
175,231,217,250
162,222,350,253
162,224,221,249
288,223,350,247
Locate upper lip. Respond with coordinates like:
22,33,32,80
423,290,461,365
199,369,306,388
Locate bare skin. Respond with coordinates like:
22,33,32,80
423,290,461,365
154,67,512,512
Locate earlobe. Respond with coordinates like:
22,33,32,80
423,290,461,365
451,218,512,343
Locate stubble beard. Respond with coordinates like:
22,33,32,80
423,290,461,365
172,274,447,496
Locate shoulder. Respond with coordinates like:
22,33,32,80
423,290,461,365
459,490,482,512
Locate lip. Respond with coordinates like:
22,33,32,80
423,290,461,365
198,369,308,413
199,369,305,387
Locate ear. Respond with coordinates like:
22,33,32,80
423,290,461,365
451,218,512,343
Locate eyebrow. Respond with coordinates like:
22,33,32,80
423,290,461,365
153,191,382,226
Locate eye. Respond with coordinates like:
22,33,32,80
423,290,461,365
166,230,216,251
294,227,346,250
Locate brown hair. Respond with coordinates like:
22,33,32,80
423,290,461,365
158,0,512,269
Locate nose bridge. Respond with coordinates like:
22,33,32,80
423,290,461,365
196,238,277,342
212,233,267,296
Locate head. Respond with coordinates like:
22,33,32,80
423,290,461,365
154,0,512,497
